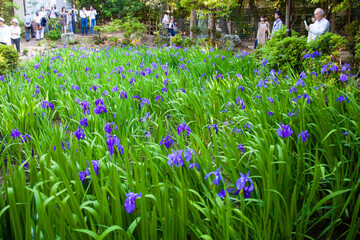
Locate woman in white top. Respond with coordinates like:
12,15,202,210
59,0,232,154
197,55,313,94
9,18,21,52
88,5,97,35
0,17,11,45
306,14,316,43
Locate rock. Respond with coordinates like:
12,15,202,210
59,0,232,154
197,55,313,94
222,34,248,48
61,33,76,43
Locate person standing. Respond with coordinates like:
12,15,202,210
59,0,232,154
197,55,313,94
60,7,69,33
306,14,317,43
0,17,11,45
88,5,97,35
38,7,48,36
79,6,89,35
168,16,175,36
69,4,78,33
35,12,43,40
9,18,21,52
306,8,330,41
255,15,271,49
23,13,33,42
49,4,59,19
162,10,170,36
272,11,283,34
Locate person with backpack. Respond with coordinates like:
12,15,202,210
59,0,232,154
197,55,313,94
79,6,89,35
88,5,98,35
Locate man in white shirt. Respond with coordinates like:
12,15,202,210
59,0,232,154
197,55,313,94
306,8,330,41
79,6,89,35
0,17,11,45
88,5,97,35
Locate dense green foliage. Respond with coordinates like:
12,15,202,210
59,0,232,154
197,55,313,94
46,29,62,41
0,44,19,76
255,27,347,71
0,45,359,239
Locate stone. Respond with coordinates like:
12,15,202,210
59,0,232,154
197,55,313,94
222,34,248,48
61,33,76,43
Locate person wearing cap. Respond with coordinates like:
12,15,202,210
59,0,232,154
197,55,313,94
10,18,21,52
0,17,11,45
23,13,33,42
272,11,283,34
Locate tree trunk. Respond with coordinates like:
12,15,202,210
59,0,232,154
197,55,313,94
330,0,336,33
218,16,229,34
190,9,196,39
209,12,216,43
233,0,243,35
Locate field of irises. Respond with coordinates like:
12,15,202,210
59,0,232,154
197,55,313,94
0,45,359,240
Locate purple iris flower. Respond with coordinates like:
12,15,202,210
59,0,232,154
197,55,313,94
91,85,97,92
289,87,298,94
261,58,268,67
72,85,79,91
79,171,88,183
236,98,246,109
41,100,54,110
207,124,219,134
218,188,235,199
257,80,267,88
235,172,254,198
120,91,127,99
104,122,118,134
267,97,274,103
336,95,349,103
85,67,91,72
140,98,150,106
268,111,274,117
160,135,173,149
80,118,88,127
341,63,350,72
155,95,163,101
237,144,246,154
106,134,124,156
124,192,141,214
184,148,196,162
73,127,85,140
342,131,349,136
277,123,293,139
11,129,22,139
21,134,31,143
177,122,191,136
95,99,104,106
168,150,184,167
339,74,348,82
164,79,170,85
204,167,222,185
94,105,107,114
189,163,200,171
75,99,90,115
297,130,309,143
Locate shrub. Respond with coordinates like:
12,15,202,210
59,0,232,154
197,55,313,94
0,44,19,75
170,35,196,47
46,29,62,41
307,32,346,61
108,36,119,46
255,27,306,71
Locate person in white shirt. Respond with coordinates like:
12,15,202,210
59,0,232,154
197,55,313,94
10,18,21,52
88,5,97,35
306,14,317,43
0,17,11,45
69,4,78,33
35,12,44,40
79,6,89,35
306,8,330,41
49,4,59,19
162,11,170,29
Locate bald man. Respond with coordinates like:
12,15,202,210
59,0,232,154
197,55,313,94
306,8,330,41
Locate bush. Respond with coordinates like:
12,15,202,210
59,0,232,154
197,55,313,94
255,27,306,71
0,44,19,75
46,29,62,41
307,32,346,61
170,35,196,47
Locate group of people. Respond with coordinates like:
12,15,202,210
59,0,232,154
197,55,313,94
255,8,330,48
162,10,178,37
0,4,99,53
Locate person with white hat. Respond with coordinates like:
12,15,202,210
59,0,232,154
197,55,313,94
0,17,11,45
10,18,21,52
